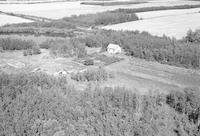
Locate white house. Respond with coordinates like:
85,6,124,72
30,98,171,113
107,43,122,54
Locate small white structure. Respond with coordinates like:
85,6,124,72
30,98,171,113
54,70,67,76
107,43,122,54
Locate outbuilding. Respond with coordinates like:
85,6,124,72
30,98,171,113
107,43,122,54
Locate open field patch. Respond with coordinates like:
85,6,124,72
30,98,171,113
103,12,200,39
136,7,200,19
0,14,32,26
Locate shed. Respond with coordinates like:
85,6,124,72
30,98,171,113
107,43,122,54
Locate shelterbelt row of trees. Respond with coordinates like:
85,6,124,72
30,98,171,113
0,72,200,136
4,10,139,29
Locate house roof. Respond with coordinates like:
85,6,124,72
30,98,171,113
107,43,121,49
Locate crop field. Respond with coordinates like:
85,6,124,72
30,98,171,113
0,0,200,20
103,11,200,39
0,14,32,26
136,7,200,19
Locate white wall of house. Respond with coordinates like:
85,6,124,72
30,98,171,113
107,44,122,54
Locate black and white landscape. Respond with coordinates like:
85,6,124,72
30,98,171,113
1,0,200,135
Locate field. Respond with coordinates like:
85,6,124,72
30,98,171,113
0,0,200,20
103,10,200,39
0,14,32,26
136,7,200,19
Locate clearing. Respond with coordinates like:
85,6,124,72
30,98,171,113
1,49,200,94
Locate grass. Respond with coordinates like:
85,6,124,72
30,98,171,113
95,54,123,65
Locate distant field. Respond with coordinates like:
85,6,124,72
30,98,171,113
136,7,200,19
0,0,69,4
0,14,32,26
0,0,200,19
103,11,200,39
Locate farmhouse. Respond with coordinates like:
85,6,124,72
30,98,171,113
107,43,122,54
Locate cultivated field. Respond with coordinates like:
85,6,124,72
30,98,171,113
136,7,200,19
0,14,32,26
103,11,200,39
0,0,200,19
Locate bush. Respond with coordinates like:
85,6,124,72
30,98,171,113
0,46,4,53
49,39,87,58
39,39,53,49
71,67,108,81
23,50,28,56
184,29,200,43
27,49,33,55
23,46,41,56
0,37,36,50
32,46,41,55
77,46,87,58
84,58,94,66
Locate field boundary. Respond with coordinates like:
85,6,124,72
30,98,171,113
0,11,54,22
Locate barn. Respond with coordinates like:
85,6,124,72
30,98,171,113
107,43,122,54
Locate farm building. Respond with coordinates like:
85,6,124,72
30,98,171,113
107,43,122,54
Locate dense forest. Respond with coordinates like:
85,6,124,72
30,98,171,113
0,72,200,136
